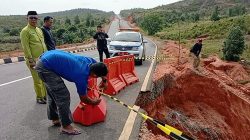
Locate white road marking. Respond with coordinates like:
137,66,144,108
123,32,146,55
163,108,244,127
119,38,158,139
0,76,31,87
119,105,140,140
141,38,158,92
0,57,99,88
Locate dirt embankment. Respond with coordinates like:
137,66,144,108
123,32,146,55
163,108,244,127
136,41,250,140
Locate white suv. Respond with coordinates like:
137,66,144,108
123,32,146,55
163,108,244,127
107,28,147,65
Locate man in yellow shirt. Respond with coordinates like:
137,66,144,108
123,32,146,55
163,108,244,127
20,11,47,104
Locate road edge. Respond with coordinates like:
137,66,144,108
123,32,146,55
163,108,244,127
141,38,158,92
0,46,97,65
118,37,158,140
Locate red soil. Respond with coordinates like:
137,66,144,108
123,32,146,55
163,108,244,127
138,41,250,140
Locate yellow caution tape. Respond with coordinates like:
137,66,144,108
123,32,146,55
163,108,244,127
88,88,193,140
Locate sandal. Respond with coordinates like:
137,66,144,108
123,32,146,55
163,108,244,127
37,99,46,104
52,120,61,126
60,129,81,135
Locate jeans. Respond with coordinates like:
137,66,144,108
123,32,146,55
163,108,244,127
35,60,73,127
189,52,200,68
98,47,110,62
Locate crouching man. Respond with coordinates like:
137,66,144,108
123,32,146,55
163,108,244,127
35,50,108,135
189,39,203,69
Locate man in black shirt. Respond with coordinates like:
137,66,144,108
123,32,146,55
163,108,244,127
93,25,110,62
41,16,56,50
190,39,203,69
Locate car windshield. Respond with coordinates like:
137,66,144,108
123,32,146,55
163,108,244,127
113,32,141,42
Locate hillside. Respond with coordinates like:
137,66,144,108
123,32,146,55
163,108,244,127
153,0,250,15
0,9,114,30
121,0,250,18
120,0,250,61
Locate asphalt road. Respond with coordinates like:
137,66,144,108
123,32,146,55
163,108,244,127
0,17,156,140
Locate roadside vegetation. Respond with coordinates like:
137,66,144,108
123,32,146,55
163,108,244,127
0,9,114,52
120,0,250,61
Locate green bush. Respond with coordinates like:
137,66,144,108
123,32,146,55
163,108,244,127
0,36,20,43
211,6,220,21
223,26,245,61
156,15,250,41
9,28,19,36
0,43,21,52
141,14,163,35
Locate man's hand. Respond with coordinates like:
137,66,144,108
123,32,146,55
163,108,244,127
29,59,36,69
91,97,101,105
80,95,101,105
99,82,108,90
99,77,108,90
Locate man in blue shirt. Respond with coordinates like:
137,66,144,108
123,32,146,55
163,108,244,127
35,50,108,135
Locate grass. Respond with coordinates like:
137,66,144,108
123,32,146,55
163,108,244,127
242,36,250,62
155,15,250,61
156,15,250,41
182,38,250,60
183,39,224,58
0,43,21,52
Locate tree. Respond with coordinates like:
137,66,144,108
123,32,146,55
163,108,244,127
9,28,19,36
65,17,71,25
101,18,106,24
180,14,187,21
90,20,95,27
229,8,234,17
223,26,245,61
56,28,66,38
211,6,220,21
67,25,77,32
229,5,246,17
141,14,163,35
53,18,57,24
241,6,246,15
54,19,61,25
79,30,85,39
192,13,200,22
86,14,92,27
63,32,75,44
74,15,80,25
39,20,43,26
2,27,10,33
86,19,90,27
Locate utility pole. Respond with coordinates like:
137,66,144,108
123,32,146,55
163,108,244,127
178,15,181,66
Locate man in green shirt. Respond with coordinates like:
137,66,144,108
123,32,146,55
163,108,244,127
20,11,47,104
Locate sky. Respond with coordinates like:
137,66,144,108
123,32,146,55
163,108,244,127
0,0,180,15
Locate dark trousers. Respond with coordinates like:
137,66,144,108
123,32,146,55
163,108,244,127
35,60,73,127
98,47,110,62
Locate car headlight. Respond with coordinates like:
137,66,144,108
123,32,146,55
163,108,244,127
132,46,139,51
109,45,115,50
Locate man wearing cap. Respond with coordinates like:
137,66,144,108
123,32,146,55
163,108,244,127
41,16,56,50
35,50,108,135
20,11,47,104
189,39,203,69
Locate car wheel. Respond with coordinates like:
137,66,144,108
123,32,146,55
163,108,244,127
135,58,143,65
143,52,146,61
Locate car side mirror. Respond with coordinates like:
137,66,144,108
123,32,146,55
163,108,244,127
107,38,111,42
143,40,148,43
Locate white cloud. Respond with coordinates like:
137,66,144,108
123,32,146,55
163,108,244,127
0,0,180,15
